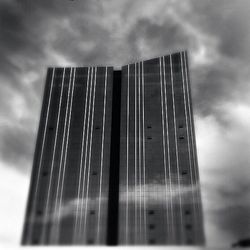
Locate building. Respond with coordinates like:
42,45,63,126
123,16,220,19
22,51,205,245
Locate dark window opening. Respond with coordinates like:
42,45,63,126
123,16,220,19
87,239,94,244
149,239,156,244
185,210,191,215
149,224,155,230
147,137,152,140
186,224,192,230
147,126,152,129
148,210,155,215
95,126,100,130
90,210,95,215
179,136,185,140
36,210,43,216
42,171,48,177
32,239,39,244
181,171,188,175
92,171,98,176
178,124,184,128
48,126,54,131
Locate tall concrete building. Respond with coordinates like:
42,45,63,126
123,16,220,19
22,51,205,245
119,52,204,245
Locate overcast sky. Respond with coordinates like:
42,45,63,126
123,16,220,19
0,0,250,247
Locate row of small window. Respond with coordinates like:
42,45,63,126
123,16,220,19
146,123,185,140
147,208,193,245
48,124,184,131
32,208,193,245
148,209,191,215
35,208,192,218
48,125,185,138
143,124,184,129
146,124,189,177
146,135,185,140
32,238,193,245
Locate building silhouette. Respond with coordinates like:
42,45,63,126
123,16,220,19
22,51,205,245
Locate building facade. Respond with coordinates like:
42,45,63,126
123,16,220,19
22,51,205,245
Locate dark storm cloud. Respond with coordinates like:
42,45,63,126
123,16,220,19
0,1,45,70
0,1,81,157
218,206,250,240
1,0,249,116
116,0,250,120
0,0,102,173
189,0,250,60
0,125,35,172
0,0,98,74
51,21,112,65
126,17,192,58
197,102,250,246
204,181,250,243
181,0,250,120
192,64,238,117
215,165,250,240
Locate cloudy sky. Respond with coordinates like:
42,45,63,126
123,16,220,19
1,0,250,247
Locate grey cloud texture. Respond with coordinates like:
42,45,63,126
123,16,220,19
0,0,250,246
197,104,250,245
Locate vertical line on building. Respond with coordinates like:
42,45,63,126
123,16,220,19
180,52,197,243
170,55,185,243
25,68,55,244
41,68,66,244
83,67,97,242
57,67,76,242
183,51,205,244
50,68,73,244
134,63,138,244
183,52,199,190
74,67,90,243
79,67,94,242
125,65,130,244
141,61,147,244
159,57,171,243
138,62,142,243
107,70,121,245
97,67,108,243
163,56,175,243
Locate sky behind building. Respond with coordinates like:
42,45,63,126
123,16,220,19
0,0,250,247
